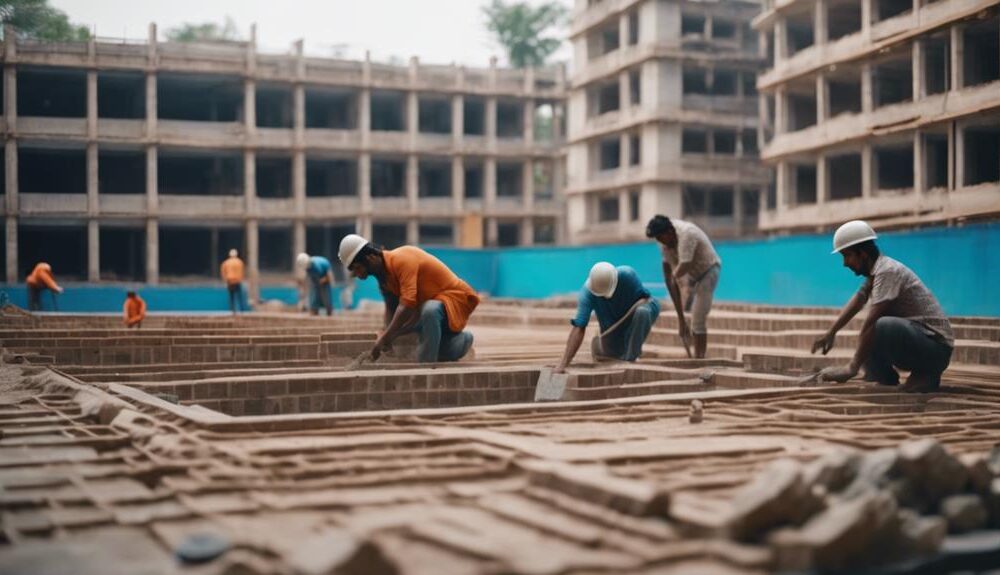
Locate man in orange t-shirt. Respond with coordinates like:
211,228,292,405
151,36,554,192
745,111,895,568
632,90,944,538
123,291,147,328
25,262,63,311
338,234,478,363
220,249,246,314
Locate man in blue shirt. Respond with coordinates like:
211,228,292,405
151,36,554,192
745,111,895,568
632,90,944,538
554,262,660,373
296,252,334,316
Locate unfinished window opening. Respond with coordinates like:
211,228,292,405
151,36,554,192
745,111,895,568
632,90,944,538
307,157,357,197
258,227,293,272
19,224,87,280
787,15,815,55
256,154,292,198
767,29,776,68
256,83,293,128
767,179,777,210
99,226,145,281
534,103,555,143
97,71,145,119
875,144,914,191
371,158,405,198
533,161,554,198
418,97,452,134
788,89,817,131
743,24,759,53
370,90,406,131
742,130,759,155
19,146,86,194
534,219,556,244
682,13,706,36
682,129,708,154
372,223,407,249
794,163,817,204
464,98,485,135
599,138,621,170
596,82,620,114
496,100,523,139
419,223,454,246
158,73,242,122
159,227,243,278
713,19,736,39
464,162,484,199
714,130,737,155
708,187,734,216
924,34,950,95
829,76,863,117
629,70,641,106
98,149,145,195
742,72,757,96
741,189,760,219
874,55,913,108
828,154,862,199
923,133,948,189
682,186,707,217
828,0,862,40
628,189,640,221
598,194,619,222
712,69,738,96
962,16,1000,88
963,125,1000,186
17,67,85,117
601,24,620,54
307,222,356,261
683,68,708,95
419,160,452,197
628,10,640,44
497,222,520,247
496,163,523,197
875,0,911,22
629,133,641,165
306,88,357,130
159,150,243,196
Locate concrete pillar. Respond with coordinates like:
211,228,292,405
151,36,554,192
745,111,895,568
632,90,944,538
145,73,157,138
861,0,872,40
816,155,829,204
452,94,464,145
522,159,534,211
485,97,497,141
244,78,256,137
861,64,874,114
486,218,498,247
244,149,256,214
407,155,418,212
774,18,787,63
775,161,788,212
146,219,158,285
407,90,418,141
360,89,371,145
618,191,629,236
523,98,534,144
520,216,534,246
359,152,371,213
87,142,98,216
145,146,157,214
950,25,964,90
861,143,873,198
913,131,925,198
5,216,16,283
733,186,745,234
954,122,965,189
619,70,630,114
87,70,98,139
293,221,306,260
87,220,99,281
774,88,787,134
292,151,305,216
816,74,829,124
452,156,464,212
406,219,418,245
3,64,16,133
815,0,828,45
485,157,497,209
246,219,259,304
912,40,924,101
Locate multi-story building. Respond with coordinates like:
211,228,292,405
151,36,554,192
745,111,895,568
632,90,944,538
754,0,1000,232
0,24,566,287
566,0,769,244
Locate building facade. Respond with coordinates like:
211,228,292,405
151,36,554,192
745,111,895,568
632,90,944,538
566,0,769,244
0,25,566,286
754,0,1000,232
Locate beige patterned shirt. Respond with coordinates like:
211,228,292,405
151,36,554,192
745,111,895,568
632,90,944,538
858,255,954,347
659,219,721,281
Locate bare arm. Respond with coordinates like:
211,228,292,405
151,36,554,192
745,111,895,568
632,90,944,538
371,303,419,360
662,261,689,337
382,291,399,328
555,326,586,373
812,288,869,354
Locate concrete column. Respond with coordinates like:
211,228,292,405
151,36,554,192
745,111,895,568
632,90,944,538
359,152,372,213
145,73,157,138
146,219,158,285
815,0,828,45
619,12,629,48
774,88,787,134
520,216,534,246
950,25,964,90
292,151,305,216
145,146,157,214
486,218,498,247
4,65,16,133
293,80,306,218
406,219,418,245
87,220,99,281
407,155,418,212
774,18,787,63
452,156,464,212
861,143,873,198
484,157,497,209
775,161,788,212
4,140,16,217
523,98,534,144
5,216,16,283
244,149,256,214
618,191,629,236
619,70,630,114
360,89,371,146
358,216,372,239
244,78,256,137
733,187,745,234
816,74,829,124
452,94,464,146
293,221,306,259
87,70,98,139
245,219,259,304
816,155,829,204
407,90,418,142
87,143,98,216
522,159,534,211
485,97,497,141
913,131,925,198
912,40,924,101
954,122,965,189
861,64,874,114
861,0,872,40
620,132,631,167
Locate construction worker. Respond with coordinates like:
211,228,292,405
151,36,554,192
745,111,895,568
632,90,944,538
554,262,660,373
220,249,246,314
297,252,334,316
25,262,63,312
332,261,356,312
646,215,721,359
123,290,147,329
811,220,954,393
338,234,478,363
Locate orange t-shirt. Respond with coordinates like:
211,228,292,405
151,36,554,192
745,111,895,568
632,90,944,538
381,246,480,333
123,295,147,326
26,263,60,291
220,257,244,285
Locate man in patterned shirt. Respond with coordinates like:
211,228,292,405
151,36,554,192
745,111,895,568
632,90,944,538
811,220,954,392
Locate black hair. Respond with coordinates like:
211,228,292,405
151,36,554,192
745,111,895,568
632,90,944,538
645,215,675,238
126,290,136,297
844,239,880,260
353,243,383,265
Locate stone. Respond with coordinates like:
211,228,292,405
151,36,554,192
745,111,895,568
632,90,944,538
175,532,232,564
840,448,901,500
896,508,947,557
801,450,860,493
941,494,988,533
521,460,670,517
960,453,993,495
689,400,703,424
285,529,396,575
726,459,808,541
898,439,969,504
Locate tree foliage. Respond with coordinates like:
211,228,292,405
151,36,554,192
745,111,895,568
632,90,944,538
0,0,89,41
482,0,567,68
165,17,241,43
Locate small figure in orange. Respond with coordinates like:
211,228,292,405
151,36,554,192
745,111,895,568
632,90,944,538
25,262,63,311
123,290,146,329
220,249,246,314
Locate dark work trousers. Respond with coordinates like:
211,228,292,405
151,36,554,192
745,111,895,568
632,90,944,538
864,316,953,388
227,283,245,313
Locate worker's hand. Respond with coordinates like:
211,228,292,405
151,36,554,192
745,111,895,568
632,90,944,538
817,364,857,384
553,363,568,375
678,321,691,341
811,331,835,355
368,344,383,362
56,287,64,294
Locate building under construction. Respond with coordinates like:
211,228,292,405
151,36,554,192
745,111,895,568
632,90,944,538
0,25,566,285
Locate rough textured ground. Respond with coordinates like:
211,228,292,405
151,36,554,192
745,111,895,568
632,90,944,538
1,301,999,574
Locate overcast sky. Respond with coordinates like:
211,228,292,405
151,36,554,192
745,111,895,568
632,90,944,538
51,0,573,68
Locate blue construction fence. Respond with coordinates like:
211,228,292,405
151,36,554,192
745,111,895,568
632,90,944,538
2,222,998,317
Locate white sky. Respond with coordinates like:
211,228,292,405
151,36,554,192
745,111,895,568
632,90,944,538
51,0,574,68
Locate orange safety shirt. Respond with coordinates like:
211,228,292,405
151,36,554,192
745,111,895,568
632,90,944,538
25,263,60,291
123,295,147,326
220,257,245,285
381,246,480,333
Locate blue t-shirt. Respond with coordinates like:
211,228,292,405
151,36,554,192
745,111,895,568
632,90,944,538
571,266,656,331
307,256,332,283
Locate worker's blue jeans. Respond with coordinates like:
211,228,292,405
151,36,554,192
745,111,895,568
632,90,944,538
599,300,660,361
411,300,473,363
864,316,952,387
309,283,333,316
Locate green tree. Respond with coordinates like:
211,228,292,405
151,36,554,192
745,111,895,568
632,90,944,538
165,17,241,43
482,0,568,68
0,0,89,41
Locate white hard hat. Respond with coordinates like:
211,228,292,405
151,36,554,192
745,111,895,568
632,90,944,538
295,252,311,269
585,262,618,298
832,220,877,254
338,234,369,267
228,249,238,258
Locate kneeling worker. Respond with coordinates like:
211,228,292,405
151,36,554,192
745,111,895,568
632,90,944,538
338,234,478,363
123,290,146,329
811,220,953,392
554,262,660,373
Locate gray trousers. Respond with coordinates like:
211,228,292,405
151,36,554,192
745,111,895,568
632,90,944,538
864,316,952,387
413,300,474,363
